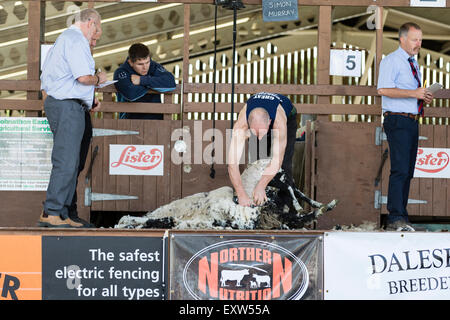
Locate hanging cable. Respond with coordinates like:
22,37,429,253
215,0,244,131
211,0,244,178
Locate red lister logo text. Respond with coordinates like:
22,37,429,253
416,148,449,173
111,146,162,170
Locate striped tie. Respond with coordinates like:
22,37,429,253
408,57,424,117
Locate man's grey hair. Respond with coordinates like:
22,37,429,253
69,8,100,26
398,22,421,40
79,8,100,22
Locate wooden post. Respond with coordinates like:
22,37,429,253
331,28,344,122
317,6,332,122
182,4,190,121
27,0,45,117
375,6,386,108
375,7,385,82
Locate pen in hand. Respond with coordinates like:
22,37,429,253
95,68,107,86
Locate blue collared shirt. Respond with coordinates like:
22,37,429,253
41,25,95,108
377,46,421,114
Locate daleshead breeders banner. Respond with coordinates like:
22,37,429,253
324,232,450,300
169,234,323,300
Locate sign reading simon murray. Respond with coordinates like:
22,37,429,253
262,0,298,22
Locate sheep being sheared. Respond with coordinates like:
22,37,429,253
114,159,338,230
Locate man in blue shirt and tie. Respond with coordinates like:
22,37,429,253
39,9,107,228
377,22,434,231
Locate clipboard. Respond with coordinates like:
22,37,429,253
96,80,118,89
427,83,443,94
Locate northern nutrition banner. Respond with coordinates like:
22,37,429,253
169,233,323,300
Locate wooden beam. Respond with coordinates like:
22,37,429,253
26,0,44,117
434,90,450,99
99,101,180,114
316,6,332,121
353,8,387,109
0,80,41,91
184,83,379,96
98,84,182,94
297,104,381,115
184,102,246,113
185,102,382,114
0,99,44,110
375,7,385,86
26,0,450,8
182,4,190,121
4,98,450,116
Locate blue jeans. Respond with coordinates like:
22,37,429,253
383,114,419,224
44,96,85,218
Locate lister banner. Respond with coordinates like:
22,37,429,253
414,147,450,178
324,232,450,300
169,233,323,300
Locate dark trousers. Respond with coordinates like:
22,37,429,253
383,114,419,224
44,97,85,218
282,113,298,183
258,113,298,184
68,111,93,218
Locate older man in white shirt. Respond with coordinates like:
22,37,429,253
39,8,106,228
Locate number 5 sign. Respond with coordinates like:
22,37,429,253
329,49,362,77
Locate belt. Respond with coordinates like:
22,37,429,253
383,111,420,121
72,99,90,112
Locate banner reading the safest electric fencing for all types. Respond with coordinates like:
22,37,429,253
169,233,323,300
323,232,450,300
41,236,168,300
0,234,168,300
